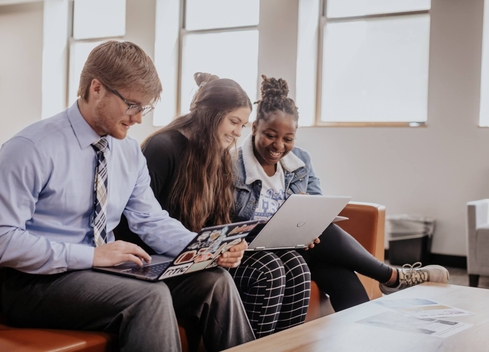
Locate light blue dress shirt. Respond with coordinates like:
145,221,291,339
0,102,195,274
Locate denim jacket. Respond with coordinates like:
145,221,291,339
232,135,322,222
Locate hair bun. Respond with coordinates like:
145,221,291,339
260,74,289,100
194,72,220,87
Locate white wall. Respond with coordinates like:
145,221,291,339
1,0,487,257
0,1,43,143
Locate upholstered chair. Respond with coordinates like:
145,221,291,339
466,199,489,287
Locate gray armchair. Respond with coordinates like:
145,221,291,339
466,199,489,287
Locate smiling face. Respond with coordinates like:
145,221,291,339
81,79,149,139
216,106,251,149
252,110,297,174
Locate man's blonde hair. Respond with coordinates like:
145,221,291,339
78,41,162,104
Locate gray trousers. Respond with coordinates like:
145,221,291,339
1,267,255,352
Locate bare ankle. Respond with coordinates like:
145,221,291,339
385,268,398,286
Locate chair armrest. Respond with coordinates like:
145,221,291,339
467,199,489,235
466,199,489,274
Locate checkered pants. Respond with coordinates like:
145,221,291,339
228,250,311,338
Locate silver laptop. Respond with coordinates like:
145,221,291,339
245,195,351,251
93,220,261,281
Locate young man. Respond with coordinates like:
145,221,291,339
0,41,254,352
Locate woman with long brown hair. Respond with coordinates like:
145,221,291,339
121,73,312,338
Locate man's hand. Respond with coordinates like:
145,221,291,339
217,240,248,268
93,240,152,267
304,237,320,251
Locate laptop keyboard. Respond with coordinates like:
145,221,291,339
123,261,171,276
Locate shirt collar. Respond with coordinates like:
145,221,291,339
67,101,112,151
241,134,304,185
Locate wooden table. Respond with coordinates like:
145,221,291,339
225,283,489,352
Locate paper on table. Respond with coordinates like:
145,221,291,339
357,311,472,338
375,298,474,319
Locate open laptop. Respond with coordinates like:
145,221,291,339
93,220,262,281
245,194,351,251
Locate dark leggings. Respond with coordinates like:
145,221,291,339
300,223,392,312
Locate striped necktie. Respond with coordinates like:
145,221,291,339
91,137,108,247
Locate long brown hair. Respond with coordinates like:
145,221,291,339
142,73,252,232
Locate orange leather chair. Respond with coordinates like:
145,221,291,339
0,201,385,351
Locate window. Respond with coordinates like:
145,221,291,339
315,0,431,126
480,0,489,126
153,0,260,126
68,0,126,105
42,0,70,119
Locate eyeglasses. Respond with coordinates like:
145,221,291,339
105,85,154,116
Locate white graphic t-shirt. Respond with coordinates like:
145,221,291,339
253,162,286,221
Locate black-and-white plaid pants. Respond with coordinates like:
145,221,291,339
228,250,311,338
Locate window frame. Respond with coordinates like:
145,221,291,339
153,0,260,126
67,0,126,107
479,0,489,127
175,0,259,118
314,0,431,127
177,27,259,117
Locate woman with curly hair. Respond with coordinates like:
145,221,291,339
231,75,450,311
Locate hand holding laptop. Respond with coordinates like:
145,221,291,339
217,240,248,268
304,237,321,251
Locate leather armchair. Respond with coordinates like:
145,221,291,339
466,199,489,287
